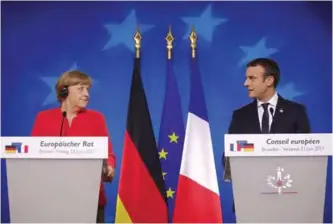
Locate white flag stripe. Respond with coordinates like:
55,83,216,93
179,112,220,195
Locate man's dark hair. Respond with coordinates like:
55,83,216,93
246,58,280,88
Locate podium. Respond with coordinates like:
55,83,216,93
1,136,108,223
224,133,332,223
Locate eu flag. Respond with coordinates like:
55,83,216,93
157,57,185,221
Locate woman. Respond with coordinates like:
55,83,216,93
31,70,116,223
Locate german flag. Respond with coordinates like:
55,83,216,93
115,57,168,223
5,146,17,153
242,144,254,152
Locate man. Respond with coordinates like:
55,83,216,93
223,57,311,211
31,70,116,223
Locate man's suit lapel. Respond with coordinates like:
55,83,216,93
270,95,286,133
250,100,261,133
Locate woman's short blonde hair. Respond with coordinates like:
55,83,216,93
55,70,92,102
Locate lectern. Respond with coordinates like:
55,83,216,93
224,133,332,223
1,136,108,223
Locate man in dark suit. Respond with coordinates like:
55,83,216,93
223,57,311,211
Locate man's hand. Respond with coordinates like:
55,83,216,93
103,165,115,182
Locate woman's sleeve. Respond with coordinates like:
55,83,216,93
31,112,44,136
98,113,116,168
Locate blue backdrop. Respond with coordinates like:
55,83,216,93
1,1,332,223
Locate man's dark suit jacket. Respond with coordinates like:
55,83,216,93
222,95,311,211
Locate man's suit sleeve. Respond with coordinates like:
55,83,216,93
296,104,311,133
222,111,237,168
228,111,238,134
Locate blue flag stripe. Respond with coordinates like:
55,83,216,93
189,56,208,121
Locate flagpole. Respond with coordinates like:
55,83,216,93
134,26,142,59
166,25,174,60
189,26,198,59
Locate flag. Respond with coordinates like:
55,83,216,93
157,58,185,222
173,55,223,222
5,143,28,153
115,57,168,223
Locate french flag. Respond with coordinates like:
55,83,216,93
173,55,223,223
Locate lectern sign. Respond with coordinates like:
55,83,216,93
0,137,108,159
225,133,333,156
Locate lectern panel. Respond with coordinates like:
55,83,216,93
230,156,328,223
7,159,103,223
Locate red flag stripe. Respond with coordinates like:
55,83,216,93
117,131,168,222
173,175,222,223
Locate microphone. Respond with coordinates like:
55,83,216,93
60,111,66,136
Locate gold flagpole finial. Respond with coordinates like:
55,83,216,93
134,26,142,58
189,25,198,59
166,25,174,60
